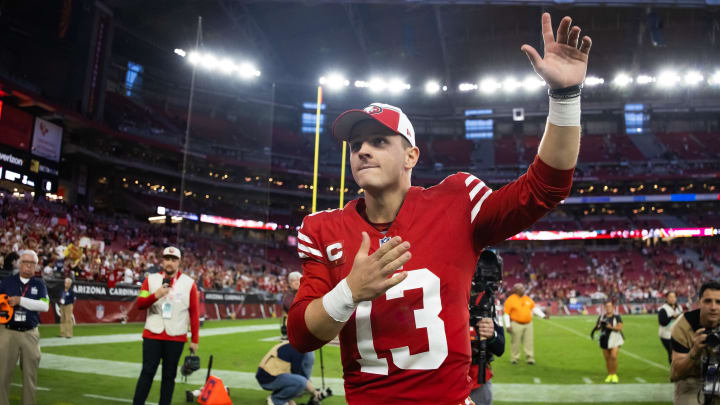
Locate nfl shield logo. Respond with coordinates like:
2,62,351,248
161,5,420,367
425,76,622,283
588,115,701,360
380,236,391,246
96,304,104,320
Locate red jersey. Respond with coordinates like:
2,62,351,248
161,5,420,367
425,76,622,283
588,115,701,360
288,156,572,404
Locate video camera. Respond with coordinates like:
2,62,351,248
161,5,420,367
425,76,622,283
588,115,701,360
305,387,332,405
469,250,503,384
701,326,720,404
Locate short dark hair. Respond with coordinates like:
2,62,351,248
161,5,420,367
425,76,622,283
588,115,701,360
699,281,720,299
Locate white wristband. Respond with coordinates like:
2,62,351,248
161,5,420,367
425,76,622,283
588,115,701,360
548,95,581,127
322,278,358,323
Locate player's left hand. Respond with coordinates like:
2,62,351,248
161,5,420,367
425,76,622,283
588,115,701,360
8,296,21,306
521,13,592,89
189,342,198,353
477,318,495,339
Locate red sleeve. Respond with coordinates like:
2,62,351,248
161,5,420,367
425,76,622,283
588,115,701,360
189,283,199,344
136,278,158,310
288,223,335,353
463,155,573,248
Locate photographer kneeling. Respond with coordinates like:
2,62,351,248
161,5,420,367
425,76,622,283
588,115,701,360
671,281,720,405
256,341,324,405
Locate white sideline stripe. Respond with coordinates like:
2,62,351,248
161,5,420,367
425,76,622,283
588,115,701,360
298,242,322,257
492,383,673,403
470,189,492,223
297,232,312,244
84,394,156,404
41,353,347,396
83,394,157,405
582,377,593,384
544,319,670,371
468,181,486,201
40,324,280,347
41,353,675,402
636,377,647,383
11,383,50,391
533,377,541,384
465,174,479,187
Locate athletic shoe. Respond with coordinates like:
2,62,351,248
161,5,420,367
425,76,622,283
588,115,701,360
604,375,613,383
611,374,619,383
510,360,518,365
527,360,535,365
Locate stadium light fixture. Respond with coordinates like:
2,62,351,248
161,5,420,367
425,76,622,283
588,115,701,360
218,58,235,74
683,71,703,86
186,50,260,78
200,54,218,70
237,62,261,78
174,49,186,57
656,70,680,88
188,51,201,65
480,78,501,94
502,77,521,93
368,77,387,93
613,73,633,87
319,73,350,90
458,82,478,92
522,75,545,92
636,75,654,85
584,76,604,87
388,78,411,93
425,80,441,94
710,71,720,86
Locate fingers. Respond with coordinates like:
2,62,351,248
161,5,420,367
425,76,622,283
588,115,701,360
380,271,408,291
568,26,581,48
380,250,412,276
579,36,592,55
370,235,402,260
541,12,555,47
377,241,410,269
357,232,371,257
521,45,543,69
556,16,572,45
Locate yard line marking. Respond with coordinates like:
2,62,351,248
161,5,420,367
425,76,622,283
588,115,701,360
84,394,156,404
636,377,647,383
533,378,541,384
42,352,675,403
40,324,280,347
11,383,49,391
542,319,669,371
582,377,593,384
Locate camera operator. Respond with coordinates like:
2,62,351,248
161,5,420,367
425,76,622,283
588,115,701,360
469,250,506,405
591,301,624,383
671,281,720,405
256,341,326,405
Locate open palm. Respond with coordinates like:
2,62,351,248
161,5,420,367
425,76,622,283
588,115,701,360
522,13,592,90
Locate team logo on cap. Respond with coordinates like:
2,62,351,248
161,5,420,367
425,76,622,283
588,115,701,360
364,105,383,115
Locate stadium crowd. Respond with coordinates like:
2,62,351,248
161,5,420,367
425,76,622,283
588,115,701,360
0,192,294,296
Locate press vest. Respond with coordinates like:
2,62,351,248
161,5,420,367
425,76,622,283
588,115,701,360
144,273,193,336
659,303,683,339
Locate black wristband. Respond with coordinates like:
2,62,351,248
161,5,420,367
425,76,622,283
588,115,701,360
548,84,582,99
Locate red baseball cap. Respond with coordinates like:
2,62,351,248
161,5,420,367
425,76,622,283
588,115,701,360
331,103,416,147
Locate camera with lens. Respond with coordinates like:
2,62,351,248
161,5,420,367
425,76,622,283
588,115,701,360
469,250,503,384
701,327,720,404
305,387,332,405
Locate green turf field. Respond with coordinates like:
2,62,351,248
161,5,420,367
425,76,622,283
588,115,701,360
8,315,675,404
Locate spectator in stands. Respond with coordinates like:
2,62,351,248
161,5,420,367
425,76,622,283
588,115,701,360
503,283,548,365
658,292,683,364
591,301,624,383
0,249,50,405
132,246,200,405
281,271,302,340
671,281,720,405
58,277,75,338
256,341,321,405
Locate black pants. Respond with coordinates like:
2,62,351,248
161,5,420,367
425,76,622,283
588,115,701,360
133,338,185,405
661,338,672,364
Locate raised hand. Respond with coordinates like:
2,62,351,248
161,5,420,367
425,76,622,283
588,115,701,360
521,13,592,89
345,232,410,302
